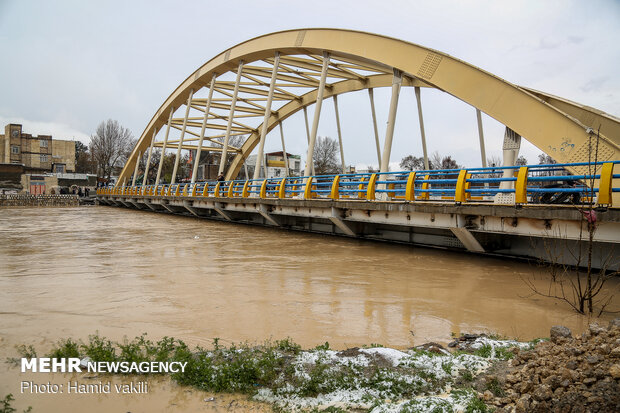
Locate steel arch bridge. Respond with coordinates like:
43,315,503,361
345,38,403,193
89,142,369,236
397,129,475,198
118,28,620,189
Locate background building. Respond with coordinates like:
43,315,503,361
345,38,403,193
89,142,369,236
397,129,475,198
0,123,76,173
246,151,301,178
0,123,94,194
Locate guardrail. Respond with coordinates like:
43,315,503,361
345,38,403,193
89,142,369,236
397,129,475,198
97,161,620,207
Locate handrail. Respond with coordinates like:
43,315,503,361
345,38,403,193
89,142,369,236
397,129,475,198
101,161,619,207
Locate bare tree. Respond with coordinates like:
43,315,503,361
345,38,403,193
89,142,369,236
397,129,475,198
538,153,556,165
523,129,619,315
438,155,459,170
212,135,246,174
487,155,502,168
400,155,425,171
313,136,340,175
430,151,443,170
90,120,134,180
516,155,528,166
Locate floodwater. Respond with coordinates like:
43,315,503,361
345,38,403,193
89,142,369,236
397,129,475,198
1,206,618,412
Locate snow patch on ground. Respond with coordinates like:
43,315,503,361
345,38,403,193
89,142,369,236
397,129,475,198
253,339,525,412
360,347,410,366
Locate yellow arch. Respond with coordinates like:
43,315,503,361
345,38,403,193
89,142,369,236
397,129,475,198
118,28,619,185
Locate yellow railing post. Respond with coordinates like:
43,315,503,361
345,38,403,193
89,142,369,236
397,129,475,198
260,179,268,198
465,173,472,201
291,179,299,197
227,182,235,198
214,182,221,197
420,174,431,200
330,175,341,200
174,185,181,197
242,180,250,198
202,183,209,197
278,178,287,199
358,177,366,199
597,162,614,206
405,172,417,201
515,167,529,204
455,169,468,203
366,174,378,201
182,184,188,197
304,177,314,199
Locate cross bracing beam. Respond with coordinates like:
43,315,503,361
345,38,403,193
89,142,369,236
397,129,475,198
152,143,241,152
170,121,253,134
191,101,268,115
119,29,619,199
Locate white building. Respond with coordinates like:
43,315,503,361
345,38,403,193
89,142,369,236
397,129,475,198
246,151,301,178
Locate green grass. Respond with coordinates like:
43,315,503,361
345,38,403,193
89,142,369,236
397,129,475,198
8,333,502,412
1,394,32,413
485,377,505,397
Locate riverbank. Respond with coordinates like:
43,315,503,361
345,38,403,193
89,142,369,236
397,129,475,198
4,320,618,412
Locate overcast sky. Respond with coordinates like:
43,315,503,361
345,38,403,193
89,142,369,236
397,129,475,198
1,0,618,169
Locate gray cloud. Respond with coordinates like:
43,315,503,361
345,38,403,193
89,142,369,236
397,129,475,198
581,77,609,93
1,0,618,168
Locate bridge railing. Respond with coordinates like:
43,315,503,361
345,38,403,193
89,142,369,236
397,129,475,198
97,160,619,207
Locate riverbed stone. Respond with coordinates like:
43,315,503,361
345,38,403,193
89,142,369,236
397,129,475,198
589,323,606,335
550,325,572,343
514,394,531,413
484,320,620,412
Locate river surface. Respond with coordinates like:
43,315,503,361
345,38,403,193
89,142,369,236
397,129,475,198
1,206,618,411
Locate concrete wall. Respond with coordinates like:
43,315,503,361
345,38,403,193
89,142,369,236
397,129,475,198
20,174,59,194
0,163,24,191
52,140,76,172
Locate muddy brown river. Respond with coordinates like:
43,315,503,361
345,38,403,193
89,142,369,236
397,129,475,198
1,206,618,411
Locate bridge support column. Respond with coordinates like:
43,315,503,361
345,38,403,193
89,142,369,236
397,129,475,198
160,202,176,214
368,88,382,166
171,89,194,184
333,95,346,174
476,109,487,167
450,227,485,252
495,127,522,204
329,207,355,236
304,52,330,178
183,201,201,217
131,150,141,187
191,75,217,184
144,202,159,212
279,123,289,177
155,107,175,187
450,215,484,252
214,203,232,221
302,107,315,176
142,129,156,187
253,52,280,182
220,61,244,176
380,69,402,175
414,86,429,170
257,204,279,226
